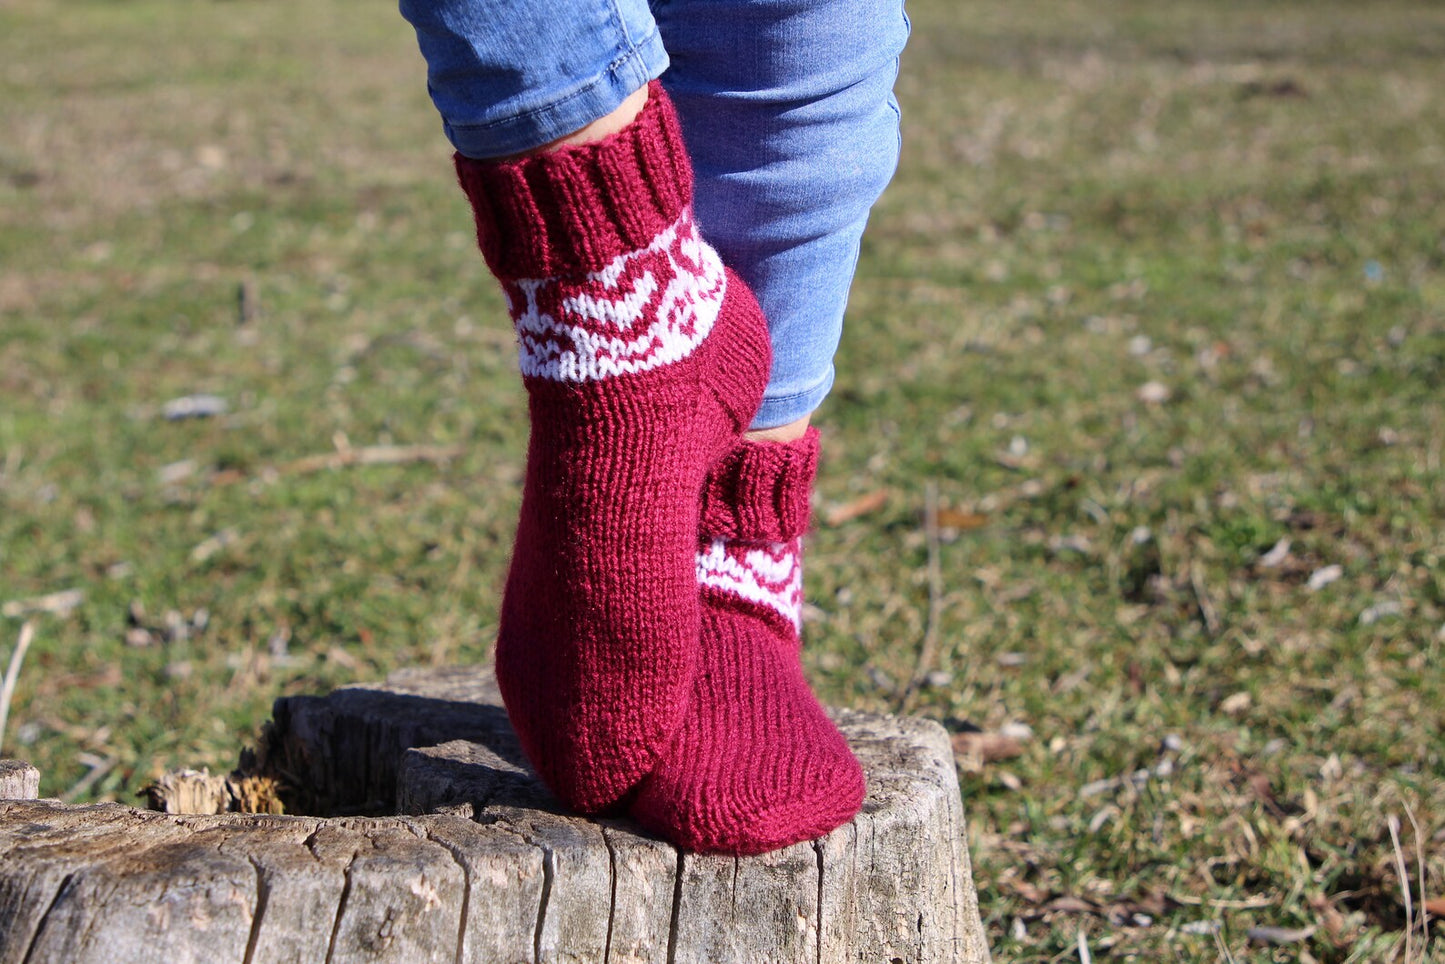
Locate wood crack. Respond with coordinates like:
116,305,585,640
600,825,618,964
322,845,361,964
813,839,825,964
730,856,740,913
665,850,684,964
414,822,473,964
302,826,325,864
18,872,72,964
239,852,270,964
485,820,556,964
533,842,554,964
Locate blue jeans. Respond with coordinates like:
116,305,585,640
400,0,908,429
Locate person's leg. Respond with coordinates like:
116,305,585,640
398,0,666,159
654,0,910,434
524,85,649,156
632,0,909,852
400,1,774,813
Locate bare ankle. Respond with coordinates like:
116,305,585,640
511,85,649,158
744,415,812,444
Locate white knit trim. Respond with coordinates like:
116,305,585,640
508,209,724,382
696,537,803,631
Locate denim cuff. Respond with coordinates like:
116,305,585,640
751,365,835,430
447,30,669,159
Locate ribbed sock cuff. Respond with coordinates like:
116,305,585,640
454,80,692,281
700,428,820,542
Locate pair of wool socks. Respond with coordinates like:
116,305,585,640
455,82,863,852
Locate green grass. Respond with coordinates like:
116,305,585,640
2,0,1443,959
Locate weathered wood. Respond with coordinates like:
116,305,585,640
140,767,285,815
255,667,509,817
0,760,39,800
0,667,991,963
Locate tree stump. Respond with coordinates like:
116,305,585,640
0,666,990,963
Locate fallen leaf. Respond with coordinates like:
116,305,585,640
1358,600,1403,625
1026,892,1171,926
1307,892,1347,938
1425,897,1445,916
1247,771,1281,811
994,452,1038,471
999,721,1034,741
822,489,889,526
936,508,989,530
158,459,197,485
1137,380,1171,404
1044,896,1097,915
162,394,228,420
1239,78,1308,99
1257,538,1292,568
922,670,953,689
1006,880,1051,904
1306,564,1343,591
190,528,239,563
1247,924,1316,945
1220,691,1252,714
951,731,1024,763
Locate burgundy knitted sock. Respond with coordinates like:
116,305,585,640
455,84,771,813
630,429,866,854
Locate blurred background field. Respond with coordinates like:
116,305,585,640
2,0,1443,959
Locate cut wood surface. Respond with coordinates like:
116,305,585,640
0,760,39,800
0,666,990,963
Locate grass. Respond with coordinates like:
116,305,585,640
2,0,1443,959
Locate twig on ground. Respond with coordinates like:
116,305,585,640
1,588,83,619
278,443,465,476
1171,894,1275,911
1404,806,1430,956
1076,927,1093,964
1189,560,1222,636
0,621,35,757
1388,813,1422,963
1246,924,1316,946
209,442,465,486
1,444,20,483
821,488,889,526
1213,926,1240,964
237,278,260,324
62,752,117,802
898,481,943,714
